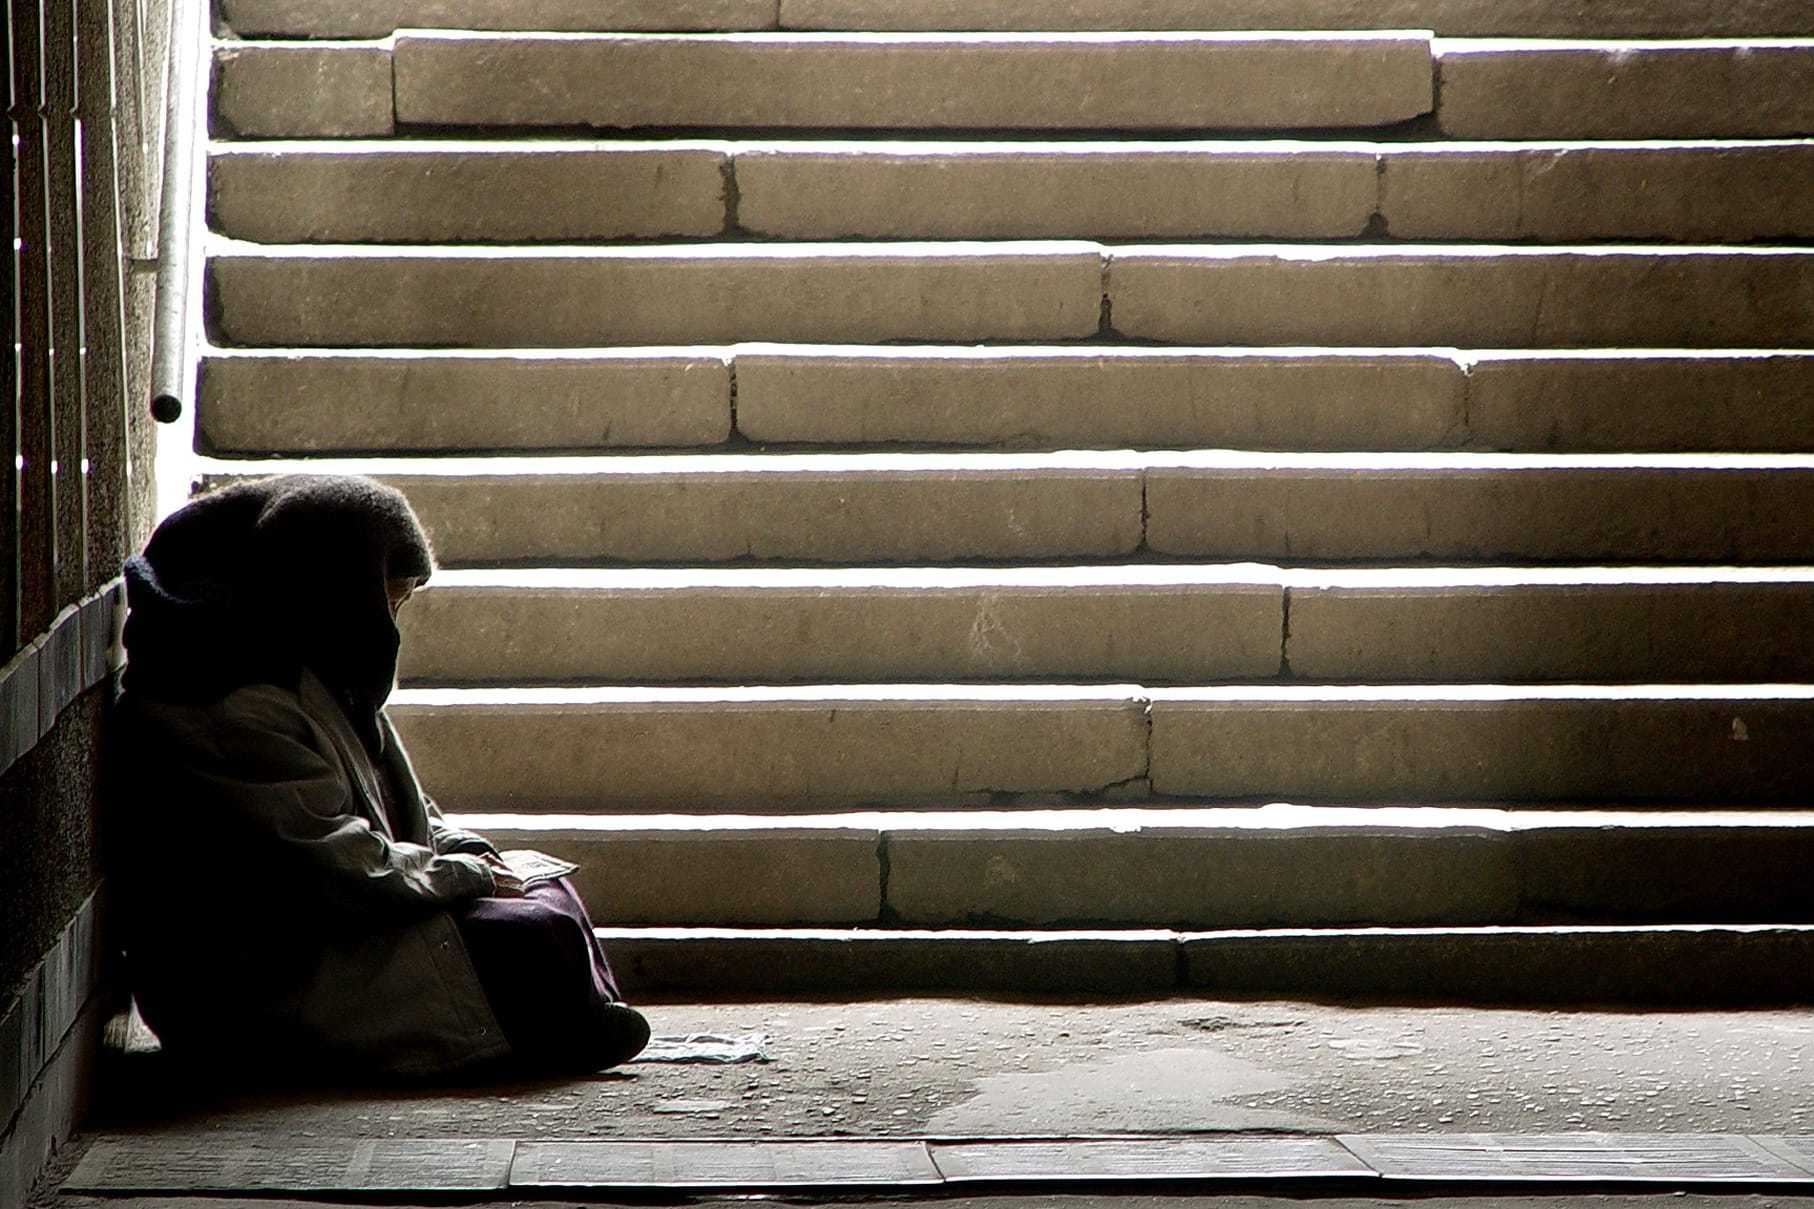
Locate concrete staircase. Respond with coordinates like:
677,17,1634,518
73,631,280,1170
195,0,1814,1000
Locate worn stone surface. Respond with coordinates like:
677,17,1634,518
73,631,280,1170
212,45,393,139
1108,247,1814,348
384,468,1143,565
734,350,1464,450
884,828,1517,928
1436,42,1814,139
1463,354,1814,452
390,693,1150,809
1381,143,1814,242
1148,693,1814,803
399,579,1282,684
221,0,776,37
782,0,1814,36
1514,825,1814,923
48,1000,1814,1168
476,825,882,925
198,354,731,454
1145,466,1814,562
735,147,1376,239
392,31,1433,131
210,246,1104,347
608,933,1180,994
1286,582,1814,682
210,146,728,243
1183,929,1814,1004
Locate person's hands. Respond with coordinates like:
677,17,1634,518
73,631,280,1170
482,852,526,898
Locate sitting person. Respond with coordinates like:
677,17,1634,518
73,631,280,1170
115,473,648,1083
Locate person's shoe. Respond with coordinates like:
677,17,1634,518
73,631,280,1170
595,1003,651,1069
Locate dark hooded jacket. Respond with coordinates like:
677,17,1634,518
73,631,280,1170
117,475,509,1081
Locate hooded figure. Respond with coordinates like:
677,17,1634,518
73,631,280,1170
117,475,647,1083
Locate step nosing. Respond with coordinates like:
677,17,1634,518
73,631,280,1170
194,451,1814,476
389,684,1814,706
423,565,1814,591
207,136,1814,156
450,805,1814,834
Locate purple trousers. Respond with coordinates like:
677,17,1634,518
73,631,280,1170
453,877,625,1075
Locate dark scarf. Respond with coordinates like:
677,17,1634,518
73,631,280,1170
122,475,436,757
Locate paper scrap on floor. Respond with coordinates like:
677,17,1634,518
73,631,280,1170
634,1032,772,1063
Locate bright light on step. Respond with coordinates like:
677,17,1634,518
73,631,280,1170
449,804,1814,835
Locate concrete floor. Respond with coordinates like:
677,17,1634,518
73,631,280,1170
85,995,1814,1140
36,996,1814,1208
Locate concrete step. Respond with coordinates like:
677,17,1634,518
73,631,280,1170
399,567,1284,685
209,243,1814,350
208,242,1105,348
197,350,734,455
222,0,776,38
1107,245,1814,349
398,568,1814,687
209,139,1814,245
388,31,1434,133
600,922,1814,1000
201,453,1814,566
218,0,1814,38
462,806,1814,929
1148,685,1814,805
387,684,1814,810
388,685,1151,811
214,33,1435,139
209,142,732,244
778,1,1814,39
1436,39,1814,139
198,348,1814,456
1142,452,1814,564
211,36,1814,142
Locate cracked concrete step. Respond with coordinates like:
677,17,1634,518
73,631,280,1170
198,349,1814,456
1108,246,1814,349
208,243,1104,347
387,684,1814,810
1149,686,1814,804
201,453,1814,566
464,807,1814,929
1436,39,1814,139
396,569,1814,687
388,31,1435,133
601,923,1814,1000
208,244,1814,350
779,1,1814,39
388,686,1151,811
209,140,1814,245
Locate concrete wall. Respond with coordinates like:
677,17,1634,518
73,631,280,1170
1,0,172,1198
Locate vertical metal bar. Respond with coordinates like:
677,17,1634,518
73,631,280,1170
148,0,200,425
13,0,58,640
46,0,88,606
77,0,128,590
5,0,23,655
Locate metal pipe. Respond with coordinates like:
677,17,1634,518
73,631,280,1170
148,0,203,424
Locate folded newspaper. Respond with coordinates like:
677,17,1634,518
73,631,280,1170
496,848,580,884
